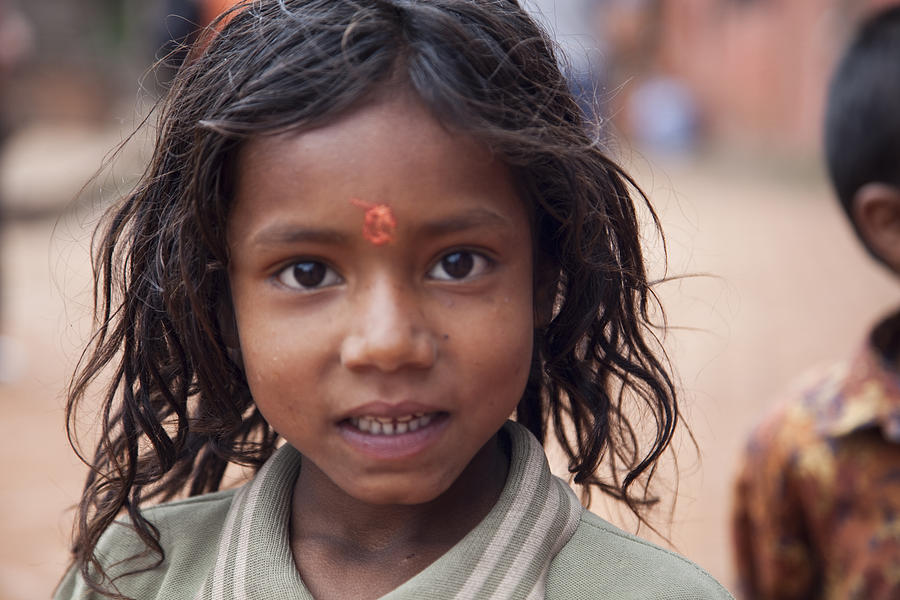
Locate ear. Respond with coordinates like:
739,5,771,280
534,254,559,330
853,182,900,271
216,290,243,368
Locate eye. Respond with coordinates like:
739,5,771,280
428,251,492,281
276,261,343,290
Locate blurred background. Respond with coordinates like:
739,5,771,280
1,0,898,598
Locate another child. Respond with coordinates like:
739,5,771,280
732,6,900,599
57,1,732,598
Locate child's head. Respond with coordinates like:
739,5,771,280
227,90,537,505
825,4,900,272
69,0,677,588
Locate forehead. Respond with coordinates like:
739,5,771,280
228,92,527,242
238,93,497,188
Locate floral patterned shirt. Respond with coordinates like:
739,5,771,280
732,314,900,599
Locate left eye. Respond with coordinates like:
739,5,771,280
428,251,492,281
276,261,343,290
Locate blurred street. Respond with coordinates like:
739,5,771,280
0,121,144,599
0,120,895,599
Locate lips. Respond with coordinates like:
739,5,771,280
338,404,450,459
343,400,441,420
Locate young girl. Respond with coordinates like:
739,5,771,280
58,1,732,598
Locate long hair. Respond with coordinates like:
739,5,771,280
67,0,679,596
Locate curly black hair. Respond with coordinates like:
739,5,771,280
65,1,680,597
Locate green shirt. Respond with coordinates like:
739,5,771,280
57,422,732,599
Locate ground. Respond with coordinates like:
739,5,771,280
0,124,894,599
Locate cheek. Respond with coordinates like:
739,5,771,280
236,318,326,441
493,299,534,379
456,289,534,396
484,267,535,378
234,308,320,396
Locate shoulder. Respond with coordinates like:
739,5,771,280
729,364,849,511
546,510,733,599
743,362,850,456
104,487,237,563
54,488,237,600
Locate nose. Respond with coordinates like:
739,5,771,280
340,277,437,372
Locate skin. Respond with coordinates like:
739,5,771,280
227,91,535,598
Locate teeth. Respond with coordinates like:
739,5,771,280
350,413,435,436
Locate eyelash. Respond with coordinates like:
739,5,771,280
426,250,493,281
276,260,343,291
275,250,493,291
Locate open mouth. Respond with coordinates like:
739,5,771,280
346,412,446,436
338,411,450,458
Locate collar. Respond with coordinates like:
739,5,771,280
810,312,900,441
195,421,583,600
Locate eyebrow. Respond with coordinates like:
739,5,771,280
249,224,349,247
417,207,513,237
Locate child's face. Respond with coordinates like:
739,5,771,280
227,92,534,506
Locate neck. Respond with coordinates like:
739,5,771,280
290,433,509,554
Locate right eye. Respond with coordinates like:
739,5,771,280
276,261,343,291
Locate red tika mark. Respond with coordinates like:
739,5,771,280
350,198,397,246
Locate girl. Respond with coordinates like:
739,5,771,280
58,1,732,598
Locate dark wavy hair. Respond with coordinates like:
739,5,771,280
66,0,680,596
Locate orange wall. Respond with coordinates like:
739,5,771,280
655,0,899,151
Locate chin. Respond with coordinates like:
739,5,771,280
347,475,455,506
